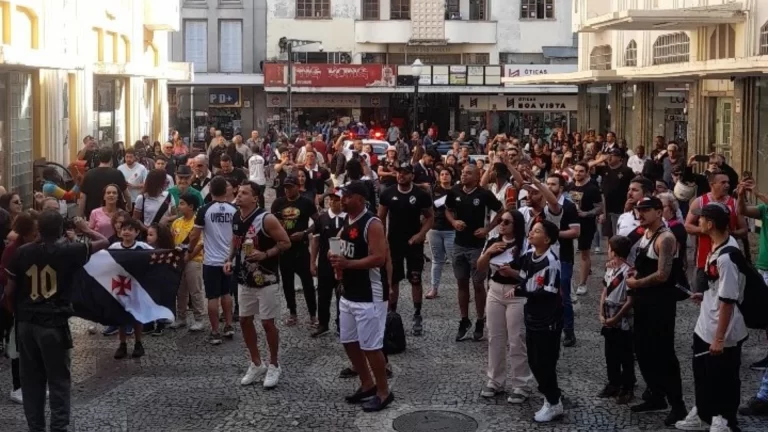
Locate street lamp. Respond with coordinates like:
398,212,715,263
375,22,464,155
279,37,322,137
411,59,423,133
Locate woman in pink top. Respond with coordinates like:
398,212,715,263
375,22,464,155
172,131,188,156
88,184,121,238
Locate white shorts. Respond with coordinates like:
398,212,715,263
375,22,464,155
339,298,388,351
238,284,280,320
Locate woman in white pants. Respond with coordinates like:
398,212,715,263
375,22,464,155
477,208,535,403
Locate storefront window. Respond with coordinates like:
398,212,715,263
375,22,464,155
651,86,688,143
4,72,34,203
756,80,768,190
587,90,610,133
93,78,126,147
169,86,243,144
621,86,634,146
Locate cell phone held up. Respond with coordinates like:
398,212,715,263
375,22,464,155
694,154,710,163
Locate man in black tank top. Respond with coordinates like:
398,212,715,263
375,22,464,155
329,181,393,412
227,182,291,389
626,197,687,425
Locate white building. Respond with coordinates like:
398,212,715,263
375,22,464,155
263,0,578,140
504,0,768,188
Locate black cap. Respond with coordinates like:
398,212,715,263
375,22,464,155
341,181,369,198
634,197,663,210
607,148,623,157
283,174,299,187
693,202,731,225
176,164,193,177
394,161,413,173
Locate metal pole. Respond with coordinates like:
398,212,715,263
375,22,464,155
412,79,419,133
287,43,293,137
189,86,195,147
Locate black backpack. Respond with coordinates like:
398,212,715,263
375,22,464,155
719,246,768,330
383,311,406,355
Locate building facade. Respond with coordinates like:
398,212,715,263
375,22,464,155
0,0,190,200
168,0,268,142
261,0,577,140
504,0,768,188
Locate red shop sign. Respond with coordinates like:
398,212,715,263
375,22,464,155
264,63,287,86
264,63,395,87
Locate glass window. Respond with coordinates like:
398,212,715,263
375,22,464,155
625,40,637,67
296,0,330,18
446,0,460,19
219,20,243,72
362,0,379,20
520,0,554,20
708,24,735,60
761,21,768,55
590,45,612,70
756,80,768,190
9,72,34,204
391,0,410,20
184,20,207,72
652,32,690,65
470,0,487,20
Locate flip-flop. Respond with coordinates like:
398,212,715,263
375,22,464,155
284,316,298,326
425,290,439,299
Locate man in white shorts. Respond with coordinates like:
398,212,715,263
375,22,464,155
226,182,290,389
329,181,394,412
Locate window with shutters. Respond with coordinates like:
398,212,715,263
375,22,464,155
362,0,379,20
184,20,207,72
652,32,689,65
361,53,387,63
521,0,554,20
219,20,242,72
296,0,330,18
292,51,351,64
446,0,460,19
624,40,637,67
391,0,410,20
590,45,612,70
708,24,735,60
469,0,487,20
761,21,768,55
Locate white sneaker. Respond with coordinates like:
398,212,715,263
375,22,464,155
534,398,564,422
507,387,530,404
169,320,187,329
87,325,97,335
263,364,281,389
708,416,730,432
189,321,205,332
594,247,602,254
240,361,268,386
9,388,22,404
675,407,709,431
576,285,588,296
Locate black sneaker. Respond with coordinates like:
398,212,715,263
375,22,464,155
455,318,472,341
131,341,145,358
641,388,653,402
222,325,235,339
630,399,668,413
345,386,377,404
663,406,688,426
472,318,485,341
339,367,358,378
114,343,128,359
142,322,155,333
311,326,329,338
617,388,634,405
151,325,164,337
563,331,576,347
209,332,223,345
750,355,768,371
412,315,423,336
362,392,395,412
739,397,768,416
597,384,620,398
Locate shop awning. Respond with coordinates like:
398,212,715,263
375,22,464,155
263,85,578,94
0,45,84,70
615,57,768,81
579,3,746,33
502,70,617,86
93,62,193,81
169,73,264,86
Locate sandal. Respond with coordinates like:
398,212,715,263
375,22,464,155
284,315,298,326
425,289,439,299
308,318,319,328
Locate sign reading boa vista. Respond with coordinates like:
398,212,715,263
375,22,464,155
263,63,395,87
70,249,183,326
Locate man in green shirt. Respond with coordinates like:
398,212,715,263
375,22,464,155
168,165,204,208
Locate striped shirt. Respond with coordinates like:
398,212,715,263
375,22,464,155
518,247,563,330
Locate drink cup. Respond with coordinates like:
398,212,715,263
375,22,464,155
329,237,341,255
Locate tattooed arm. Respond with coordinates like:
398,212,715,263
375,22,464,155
627,231,676,289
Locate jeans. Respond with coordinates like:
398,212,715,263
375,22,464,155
603,328,636,389
17,321,72,432
427,229,455,292
560,262,574,333
758,367,768,401
486,281,533,391
279,245,317,317
527,325,563,404
693,334,742,428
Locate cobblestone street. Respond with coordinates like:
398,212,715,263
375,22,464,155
2,250,768,432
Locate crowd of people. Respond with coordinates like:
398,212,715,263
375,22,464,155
1,121,768,432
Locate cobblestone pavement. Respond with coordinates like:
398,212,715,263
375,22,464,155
2,249,768,431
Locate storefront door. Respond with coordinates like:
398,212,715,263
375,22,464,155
0,72,34,203
715,97,733,161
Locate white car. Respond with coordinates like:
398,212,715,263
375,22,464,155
342,139,389,161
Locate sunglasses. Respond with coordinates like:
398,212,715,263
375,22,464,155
500,219,513,226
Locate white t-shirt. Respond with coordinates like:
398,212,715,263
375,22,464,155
109,241,153,250
117,163,148,203
694,236,748,347
248,154,266,185
627,155,648,175
518,204,563,254
489,181,513,238
135,192,175,226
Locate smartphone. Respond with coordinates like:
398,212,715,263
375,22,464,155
694,154,710,163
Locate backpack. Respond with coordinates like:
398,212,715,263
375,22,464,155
719,246,768,330
383,311,406,355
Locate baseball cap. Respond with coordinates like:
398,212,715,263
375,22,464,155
607,148,623,157
176,165,193,177
341,181,369,198
634,197,663,210
692,202,731,225
283,174,299,187
395,162,413,173
386,145,397,153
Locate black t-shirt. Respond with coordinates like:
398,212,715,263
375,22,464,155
432,185,452,231
595,165,635,214
379,185,432,249
484,237,520,285
445,185,502,249
568,181,602,222
8,240,90,327
306,167,331,195
270,195,317,248
558,199,579,264
378,159,398,187
0,208,10,259
413,162,435,186
313,210,346,270
221,168,248,188
81,167,128,218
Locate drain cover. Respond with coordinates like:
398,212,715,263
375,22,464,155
392,410,478,432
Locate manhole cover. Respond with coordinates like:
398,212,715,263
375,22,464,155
393,410,478,432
